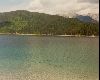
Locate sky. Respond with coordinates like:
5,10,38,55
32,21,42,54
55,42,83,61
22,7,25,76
0,0,99,16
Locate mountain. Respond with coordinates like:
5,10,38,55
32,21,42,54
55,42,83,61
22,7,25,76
0,10,99,36
75,13,99,23
60,13,99,23
75,15,96,23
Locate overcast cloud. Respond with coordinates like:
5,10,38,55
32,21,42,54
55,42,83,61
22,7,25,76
0,0,99,16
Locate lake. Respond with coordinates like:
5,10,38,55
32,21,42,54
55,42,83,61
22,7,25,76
0,35,99,80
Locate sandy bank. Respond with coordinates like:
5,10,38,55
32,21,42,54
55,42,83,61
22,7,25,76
0,33,99,38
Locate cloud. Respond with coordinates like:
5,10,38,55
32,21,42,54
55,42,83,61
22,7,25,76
0,0,99,16
78,0,99,4
27,0,99,16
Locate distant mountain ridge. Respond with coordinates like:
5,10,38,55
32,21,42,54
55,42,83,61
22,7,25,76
75,13,99,23
60,13,99,23
75,15,96,23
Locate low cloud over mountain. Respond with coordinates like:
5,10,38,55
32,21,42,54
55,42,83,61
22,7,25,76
0,0,99,17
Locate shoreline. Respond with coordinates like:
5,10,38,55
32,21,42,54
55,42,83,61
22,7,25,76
0,33,99,38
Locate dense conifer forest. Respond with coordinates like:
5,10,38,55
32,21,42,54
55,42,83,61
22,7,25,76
0,10,99,36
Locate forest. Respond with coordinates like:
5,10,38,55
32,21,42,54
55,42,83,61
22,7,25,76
0,10,99,36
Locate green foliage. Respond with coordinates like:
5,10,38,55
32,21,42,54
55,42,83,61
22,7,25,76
0,10,99,36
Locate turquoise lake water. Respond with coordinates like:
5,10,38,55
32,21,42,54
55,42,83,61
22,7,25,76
0,35,99,80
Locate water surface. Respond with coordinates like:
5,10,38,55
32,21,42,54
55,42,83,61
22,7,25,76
0,35,99,80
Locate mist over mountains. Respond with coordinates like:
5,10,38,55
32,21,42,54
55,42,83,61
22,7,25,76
58,13,99,23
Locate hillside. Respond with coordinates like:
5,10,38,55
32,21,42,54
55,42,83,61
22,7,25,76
0,10,99,36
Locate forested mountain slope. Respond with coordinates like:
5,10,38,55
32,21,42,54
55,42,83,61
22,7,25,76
0,10,99,35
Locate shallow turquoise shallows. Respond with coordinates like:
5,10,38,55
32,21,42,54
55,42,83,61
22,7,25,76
0,35,99,80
